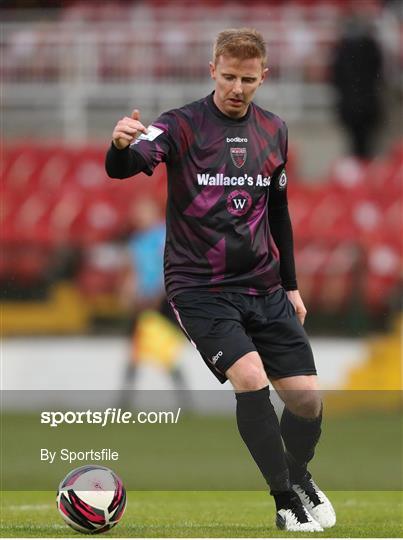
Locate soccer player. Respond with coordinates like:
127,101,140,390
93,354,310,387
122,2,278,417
106,28,336,532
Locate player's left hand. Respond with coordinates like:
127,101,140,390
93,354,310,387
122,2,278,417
286,290,307,325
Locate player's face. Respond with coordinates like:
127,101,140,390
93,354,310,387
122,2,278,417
209,55,267,118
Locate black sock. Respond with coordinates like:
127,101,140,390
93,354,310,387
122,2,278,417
271,490,299,511
280,405,323,482
236,386,290,492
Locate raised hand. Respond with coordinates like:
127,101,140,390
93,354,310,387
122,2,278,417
112,109,148,150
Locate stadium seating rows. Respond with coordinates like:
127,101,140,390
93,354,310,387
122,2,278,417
2,145,166,245
1,142,402,313
3,0,386,86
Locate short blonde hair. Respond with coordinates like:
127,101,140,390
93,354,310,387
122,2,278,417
213,28,267,66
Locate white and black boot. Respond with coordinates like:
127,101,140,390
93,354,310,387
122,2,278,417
275,492,323,532
292,472,336,528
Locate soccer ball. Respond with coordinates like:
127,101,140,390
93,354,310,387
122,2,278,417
56,465,126,534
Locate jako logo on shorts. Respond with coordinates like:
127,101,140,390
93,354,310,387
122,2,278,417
211,351,223,364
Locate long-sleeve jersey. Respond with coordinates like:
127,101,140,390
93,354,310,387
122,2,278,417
106,92,297,300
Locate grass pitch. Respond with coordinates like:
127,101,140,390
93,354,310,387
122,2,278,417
1,490,402,537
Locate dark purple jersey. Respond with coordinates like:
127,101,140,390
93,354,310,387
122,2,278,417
128,93,288,300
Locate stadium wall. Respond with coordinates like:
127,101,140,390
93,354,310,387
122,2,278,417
3,336,365,394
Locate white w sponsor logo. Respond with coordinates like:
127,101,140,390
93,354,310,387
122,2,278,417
233,198,247,209
226,189,252,216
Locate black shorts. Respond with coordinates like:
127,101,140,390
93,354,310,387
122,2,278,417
170,288,316,384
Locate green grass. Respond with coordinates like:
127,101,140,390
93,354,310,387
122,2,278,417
0,490,402,537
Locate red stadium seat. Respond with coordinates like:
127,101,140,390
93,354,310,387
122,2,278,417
75,242,125,297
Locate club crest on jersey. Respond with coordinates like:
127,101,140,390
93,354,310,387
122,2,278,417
230,147,247,168
227,189,252,216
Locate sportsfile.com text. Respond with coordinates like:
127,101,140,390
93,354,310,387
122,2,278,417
40,408,181,427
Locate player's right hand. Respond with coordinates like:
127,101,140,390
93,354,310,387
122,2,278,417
112,109,148,150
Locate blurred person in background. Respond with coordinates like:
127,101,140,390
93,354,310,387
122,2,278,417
330,15,383,159
106,28,336,532
118,197,187,406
